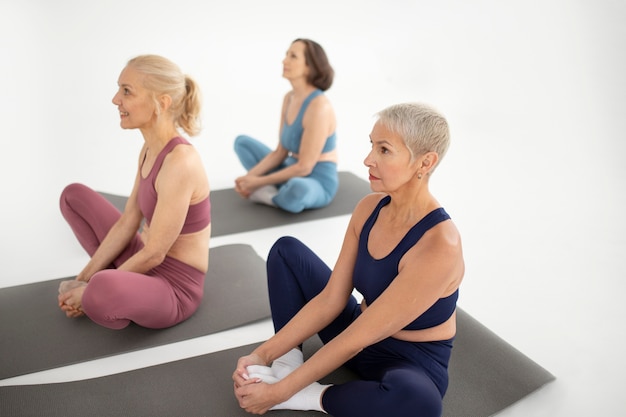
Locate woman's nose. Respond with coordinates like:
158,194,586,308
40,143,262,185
363,150,374,167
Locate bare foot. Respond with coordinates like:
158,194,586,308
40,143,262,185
58,282,87,318
58,279,87,294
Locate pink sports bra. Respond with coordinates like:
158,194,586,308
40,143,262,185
138,137,211,234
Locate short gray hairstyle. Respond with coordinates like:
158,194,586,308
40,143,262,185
376,103,450,171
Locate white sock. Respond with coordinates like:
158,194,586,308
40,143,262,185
270,381,329,413
246,364,329,414
271,348,304,379
246,365,277,382
248,185,278,207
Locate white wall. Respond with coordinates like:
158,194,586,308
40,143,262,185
0,0,624,293
1,0,624,291
0,3,619,296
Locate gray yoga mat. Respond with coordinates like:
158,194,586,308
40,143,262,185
0,308,554,417
100,171,371,237
0,243,270,381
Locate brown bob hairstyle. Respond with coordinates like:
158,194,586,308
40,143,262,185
293,38,334,91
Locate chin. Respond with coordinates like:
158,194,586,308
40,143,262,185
368,183,383,193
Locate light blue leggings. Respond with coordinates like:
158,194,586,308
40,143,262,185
234,135,339,213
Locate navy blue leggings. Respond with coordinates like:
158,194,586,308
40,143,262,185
267,236,451,417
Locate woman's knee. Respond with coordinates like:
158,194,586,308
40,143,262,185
275,178,332,212
273,182,306,213
233,134,253,152
383,368,443,417
268,236,301,271
82,272,124,311
61,182,90,198
59,183,89,212
81,272,132,329
267,236,311,286
269,236,301,257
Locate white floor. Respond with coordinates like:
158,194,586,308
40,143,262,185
1,1,626,416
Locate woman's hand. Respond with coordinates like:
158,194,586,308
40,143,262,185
233,353,281,413
234,379,282,415
233,352,266,386
234,175,263,198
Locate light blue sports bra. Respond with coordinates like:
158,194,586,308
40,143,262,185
280,89,336,154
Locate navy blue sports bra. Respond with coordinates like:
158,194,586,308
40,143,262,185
353,195,458,330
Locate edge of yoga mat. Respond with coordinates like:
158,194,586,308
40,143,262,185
0,243,270,380
444,308,555,417
100,171,371,237
0,308,555,417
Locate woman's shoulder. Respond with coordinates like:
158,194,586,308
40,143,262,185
303,91,335,124
162,139,203,170
353,192,387,219
308,89,332,107
345,192,386,237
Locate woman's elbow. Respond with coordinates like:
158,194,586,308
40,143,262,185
293,161,315,177
348,345,364,359
141,247,167,268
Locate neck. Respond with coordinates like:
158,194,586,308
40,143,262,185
386,180,438,224
140,121,180,150
290,79,315,98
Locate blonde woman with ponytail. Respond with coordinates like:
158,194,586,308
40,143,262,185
57,55,211,330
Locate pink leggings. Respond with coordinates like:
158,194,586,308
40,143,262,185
60,183,205,330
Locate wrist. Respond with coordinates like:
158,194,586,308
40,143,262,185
76,273,90,282
273,380,294,404
250,350,270,366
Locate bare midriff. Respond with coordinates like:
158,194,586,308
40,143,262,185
140,223,210,273
290,149,338,164
360,301,457,342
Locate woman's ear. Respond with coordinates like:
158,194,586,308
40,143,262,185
158,94,172,113
420,151,439,174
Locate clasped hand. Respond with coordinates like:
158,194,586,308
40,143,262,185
234,175,263,198
233,353,282,414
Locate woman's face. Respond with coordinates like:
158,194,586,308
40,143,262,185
364,121,419,193
111,65,157,131
282,41,309,82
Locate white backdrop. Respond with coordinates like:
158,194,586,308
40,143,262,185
2,0,623,282
1,1,625,415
